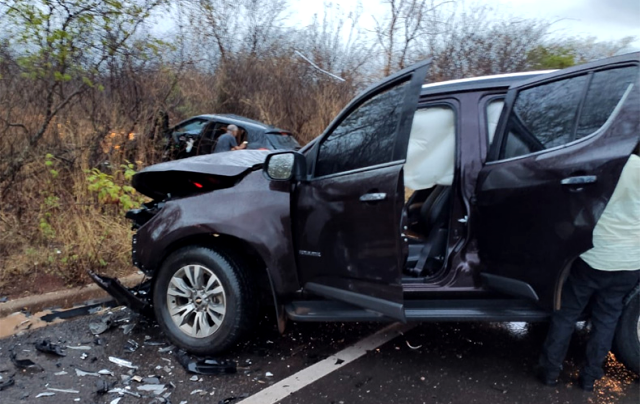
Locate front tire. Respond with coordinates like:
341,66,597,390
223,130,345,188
153,246,255,355
613,293,639,374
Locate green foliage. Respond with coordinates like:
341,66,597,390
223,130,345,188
527,45,576,70
86,162,145,211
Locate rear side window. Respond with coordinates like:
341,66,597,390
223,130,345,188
174,119,208,134
501,75,587,159
315,80,409,177
576,66,638,139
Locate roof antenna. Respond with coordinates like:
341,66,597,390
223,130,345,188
294,51,346,82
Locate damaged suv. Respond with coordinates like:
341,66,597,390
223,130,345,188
90,53,640,373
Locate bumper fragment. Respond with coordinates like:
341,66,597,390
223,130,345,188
87,270,152,315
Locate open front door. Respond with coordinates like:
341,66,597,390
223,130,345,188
474,53,639,309
293,60,431,321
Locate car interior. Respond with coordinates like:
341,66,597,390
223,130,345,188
401,106,456,280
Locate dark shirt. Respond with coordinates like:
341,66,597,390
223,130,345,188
213,133,238,153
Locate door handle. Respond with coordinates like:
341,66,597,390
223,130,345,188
359,192,387,202
561,175,597,186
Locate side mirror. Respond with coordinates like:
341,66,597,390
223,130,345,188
264,151,306,181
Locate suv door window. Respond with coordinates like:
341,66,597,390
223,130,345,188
315,80,409,177
500,75,587,159
575,66,638,139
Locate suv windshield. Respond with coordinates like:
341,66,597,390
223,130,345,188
267,132,301,150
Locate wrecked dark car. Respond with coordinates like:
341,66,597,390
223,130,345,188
90,53,640,374
164,113,300,160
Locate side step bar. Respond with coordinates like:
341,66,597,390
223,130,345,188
285,299,550,322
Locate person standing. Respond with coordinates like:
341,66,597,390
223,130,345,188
538,147,640,391
213,124,247,153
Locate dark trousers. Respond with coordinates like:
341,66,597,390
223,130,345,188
539,258,640,380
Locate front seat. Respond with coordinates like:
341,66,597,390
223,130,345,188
406,185,452,277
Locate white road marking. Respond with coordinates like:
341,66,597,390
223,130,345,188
239,322,415,404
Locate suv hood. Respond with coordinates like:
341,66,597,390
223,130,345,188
133,150,269,199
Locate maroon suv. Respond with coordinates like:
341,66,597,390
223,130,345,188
90,53,640,373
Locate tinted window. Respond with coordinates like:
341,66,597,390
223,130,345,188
315,80,409,177
174,119,208,135
267,133,301,150
501,75,587,159
576,66,638,139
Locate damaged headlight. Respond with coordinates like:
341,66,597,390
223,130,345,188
125,200,165,230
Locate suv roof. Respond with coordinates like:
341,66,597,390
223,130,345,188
196,113,290,134
420,71,555,96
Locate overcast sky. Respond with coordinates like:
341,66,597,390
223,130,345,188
290,0,640,45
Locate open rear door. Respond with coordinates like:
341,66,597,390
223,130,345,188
293,60,431,321
474,53,639,309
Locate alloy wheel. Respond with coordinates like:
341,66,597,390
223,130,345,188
166,264,226,338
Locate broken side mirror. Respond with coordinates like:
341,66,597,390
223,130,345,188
263,151,306,181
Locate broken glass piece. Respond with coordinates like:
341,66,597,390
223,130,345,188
66,346,91,350
124,339,139,352
89,317,114,335
98,369,114,376
75,368,99,377
136,384,167,395
36,392,55,398
108,388,141,397
54,371,67,376
47,387,80,393
110,398,122,404
109,356,139,369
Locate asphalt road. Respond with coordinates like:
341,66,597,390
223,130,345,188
0,307,637,404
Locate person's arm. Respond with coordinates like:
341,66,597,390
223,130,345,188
232,140,248,150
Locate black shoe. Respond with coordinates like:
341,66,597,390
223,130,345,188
536,369,558,387
578,377,594,392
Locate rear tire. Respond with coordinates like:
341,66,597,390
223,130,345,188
613,293,639,374
152,246,255,355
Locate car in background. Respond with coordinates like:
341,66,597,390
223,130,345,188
165,113,300,159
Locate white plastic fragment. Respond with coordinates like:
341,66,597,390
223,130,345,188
108,388,141,397
66,346,91,350
189,375,198,381
99,369,114,376
75,368,99,377
47,387,80,393
190,389,204,395
180,401,188,404
54,371,68,376
109,356,139,369
80,353,88,360
110,398,122,404
74,399,80,402
36,392,55,398
265,372,274,377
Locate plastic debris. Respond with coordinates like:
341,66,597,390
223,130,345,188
108,388,141,397
66,346,91,350
176,350,236,375
121,323,136,335
406,340,422,350
189,375,199,381
10,351,43,371
89,317,114,335
80,353,88,360
75,368,100,377
96,379,115,395
218,394,249,404
54,370,68,376
149,398,170,404
110,398,122,404
47,387,80,394
0,377,14,391
265,372,274,377
124,339,139,352
36,392,55,398
143,377,161,384
109,356,139,369
190,389,204,395
137,384,167,395
99,369,114,376
34,339,66,357
158,346,175,353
